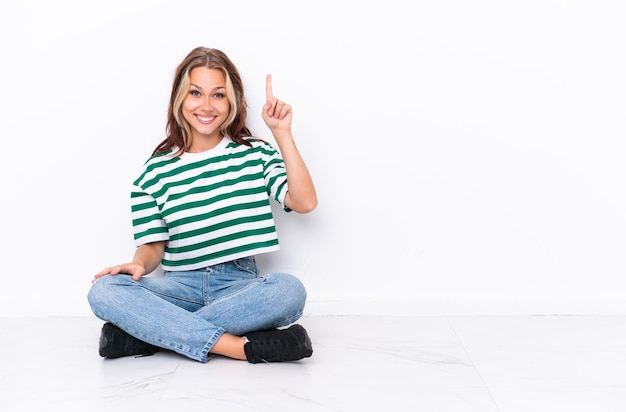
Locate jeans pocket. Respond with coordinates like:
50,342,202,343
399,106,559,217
232,256,259,277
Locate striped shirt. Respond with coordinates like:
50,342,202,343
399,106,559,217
130,136,289,271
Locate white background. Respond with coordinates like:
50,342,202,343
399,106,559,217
0,0,624,317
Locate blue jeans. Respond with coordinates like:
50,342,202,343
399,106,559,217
87,256,307,363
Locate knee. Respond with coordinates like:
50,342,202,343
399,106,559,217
87,276,108,314
87,275,130,314
269,272,307,311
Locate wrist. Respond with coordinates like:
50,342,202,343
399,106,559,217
272,130,294,144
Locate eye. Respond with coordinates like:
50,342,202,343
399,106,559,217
190,90,201,97
213,92,225,99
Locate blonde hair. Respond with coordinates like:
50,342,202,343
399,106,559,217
153,47,252,157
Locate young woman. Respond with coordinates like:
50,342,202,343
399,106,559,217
87,47,317,364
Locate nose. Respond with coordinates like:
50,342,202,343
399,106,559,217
201,95,212,110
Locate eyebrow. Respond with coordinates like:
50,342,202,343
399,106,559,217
190,83,226,91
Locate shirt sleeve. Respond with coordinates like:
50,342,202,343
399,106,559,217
130,183,170,246
261,142,291,212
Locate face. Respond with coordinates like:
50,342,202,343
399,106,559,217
182,67,230,150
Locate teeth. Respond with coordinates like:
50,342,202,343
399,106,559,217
198,116,214,122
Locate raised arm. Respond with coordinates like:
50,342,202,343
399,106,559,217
262,74,317,213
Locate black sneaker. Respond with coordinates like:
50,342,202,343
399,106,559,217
99,322,160,358
243,324,313,364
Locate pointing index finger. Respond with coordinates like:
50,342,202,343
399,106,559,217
265,74,273,101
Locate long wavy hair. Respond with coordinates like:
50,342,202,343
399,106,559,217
152,47,252,157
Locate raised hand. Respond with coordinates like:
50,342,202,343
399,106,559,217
262,74,292,134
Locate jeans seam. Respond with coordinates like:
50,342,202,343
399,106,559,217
209,277,263,306
200,328,226,363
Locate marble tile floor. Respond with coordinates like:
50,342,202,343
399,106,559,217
1,315,626,411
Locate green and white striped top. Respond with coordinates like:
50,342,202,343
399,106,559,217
130,136,289,271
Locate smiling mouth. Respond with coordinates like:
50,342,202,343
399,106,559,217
196,115,216,124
